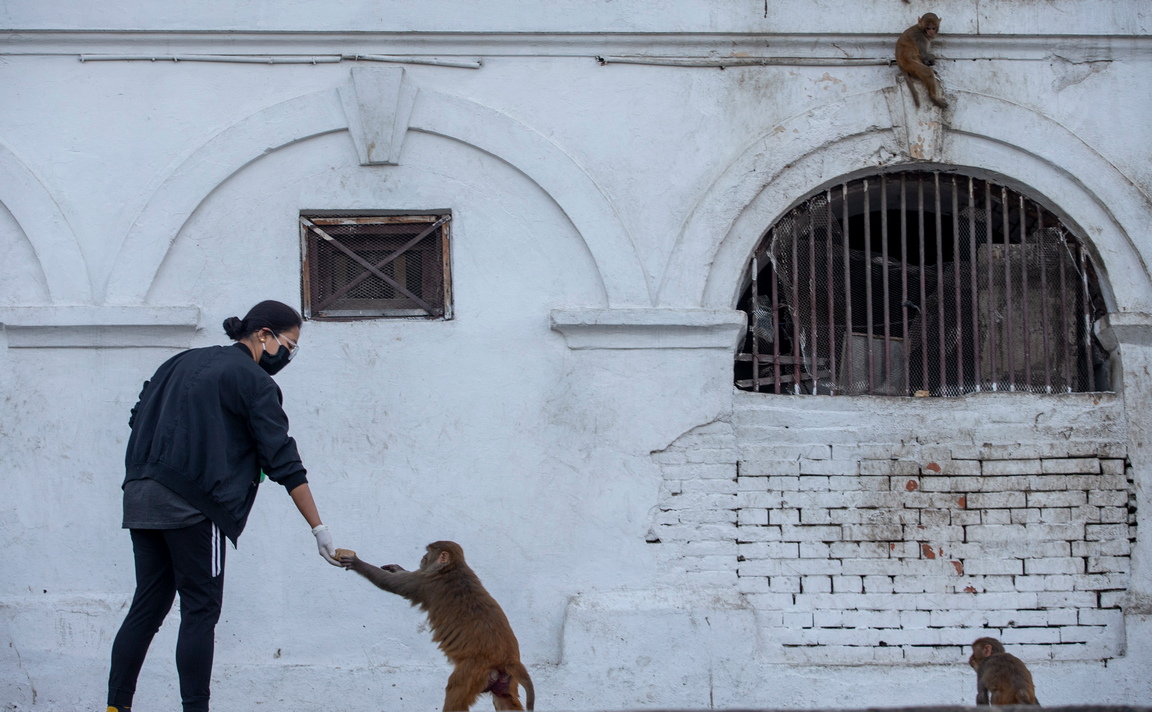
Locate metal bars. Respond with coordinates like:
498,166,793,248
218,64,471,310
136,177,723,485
300,214,452,320
735,171,1105,396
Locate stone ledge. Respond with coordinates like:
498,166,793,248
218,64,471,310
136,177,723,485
0,305,201,348
550,308,746,350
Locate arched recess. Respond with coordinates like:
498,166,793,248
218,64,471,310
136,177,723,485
104,79,647,307
660,88,1152,316
0,142,89,303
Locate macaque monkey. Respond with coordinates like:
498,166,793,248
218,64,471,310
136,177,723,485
968,637,1040,705
895,13,949,108
338,543,534,711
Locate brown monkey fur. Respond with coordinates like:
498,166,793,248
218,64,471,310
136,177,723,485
968,637,1039,705
895,13,949,109
340,541,534,711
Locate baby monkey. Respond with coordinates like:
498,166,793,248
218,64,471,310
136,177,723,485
338,543,534,711
895,13,949,108
968,637,1040,705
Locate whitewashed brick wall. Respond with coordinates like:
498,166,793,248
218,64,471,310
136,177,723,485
649,392,1135,664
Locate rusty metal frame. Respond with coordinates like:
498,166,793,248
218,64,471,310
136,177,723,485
299,213,453,320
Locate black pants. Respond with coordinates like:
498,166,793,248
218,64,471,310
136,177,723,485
108,520,226,712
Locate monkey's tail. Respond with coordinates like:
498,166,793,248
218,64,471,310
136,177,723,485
511,661,534,710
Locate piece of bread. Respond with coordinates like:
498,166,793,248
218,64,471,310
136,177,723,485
334,548,357,559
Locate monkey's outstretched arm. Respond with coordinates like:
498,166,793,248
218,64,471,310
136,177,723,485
339,553,423,600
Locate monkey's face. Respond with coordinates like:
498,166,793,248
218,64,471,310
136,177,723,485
920,14,941,38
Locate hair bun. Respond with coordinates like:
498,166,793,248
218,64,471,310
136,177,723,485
222,316,246,340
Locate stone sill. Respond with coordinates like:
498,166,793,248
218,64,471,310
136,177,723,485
551,308,746,350
0,305,201,348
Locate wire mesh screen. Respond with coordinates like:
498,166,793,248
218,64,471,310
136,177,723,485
735,172,1107,396
301,214,451,320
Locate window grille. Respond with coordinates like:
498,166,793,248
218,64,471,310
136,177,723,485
300,213,452,320
735,171,1108,396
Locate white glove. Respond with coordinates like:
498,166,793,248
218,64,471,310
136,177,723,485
312,524,339,566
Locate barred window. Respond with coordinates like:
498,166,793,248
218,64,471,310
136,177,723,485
300,212,452,320
735,171,1108,396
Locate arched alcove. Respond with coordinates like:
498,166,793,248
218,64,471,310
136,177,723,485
733,167,1109,397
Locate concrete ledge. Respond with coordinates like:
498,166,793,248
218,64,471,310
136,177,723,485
550,308,746,350
0,305,201,348
1096,312,1152,350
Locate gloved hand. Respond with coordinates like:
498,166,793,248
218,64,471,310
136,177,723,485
312,524,340,566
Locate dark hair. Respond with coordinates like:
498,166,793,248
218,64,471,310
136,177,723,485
222,300,303,340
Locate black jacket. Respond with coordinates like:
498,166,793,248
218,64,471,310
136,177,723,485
124,343,308,544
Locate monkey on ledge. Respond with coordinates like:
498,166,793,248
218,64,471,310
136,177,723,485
337,542,535,711
895,12,950,109
969,636,1040,705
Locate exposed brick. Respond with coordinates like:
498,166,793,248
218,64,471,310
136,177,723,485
859,459,921,476
768,576,803,593
1039,507,1072,523
967,492,1027,509
766,475,802,491
907,525,965,542
736,476,770,492
863,575,896,593
797,475,833,490
746,558,843,576
800,459,859,476
830,541,891,558
1089,490,1128,507
1074,573,1129,591
933,459,983,475
1027,490,1088,507
1036,591,1097,608
1100,591,1127,608
828,475,891,491
903,492,968,509
1072,539,1130,557
738,541,799,559
770,508,801,525
780,524,844,542
735,491,785,508
917,476,954,492
1086,523,1130,541
842,524,904,541
738,459,802,476
801,576,833,593
964,559,1023,575
737,508,769,526
799,541,832,558
964,524,1028,542
981,459,1042,476
919,509,952,526
1041,457,1102,474
1099,507,1129,524
831,575,864,593
800,508,834,525
734,525,785,542
999,627,1063,644
1100,459,1126,475
1010,508,1042,524
1024,557,1085,575
963,475,1033,492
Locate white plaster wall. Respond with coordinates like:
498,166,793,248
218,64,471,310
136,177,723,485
1,1,1151,710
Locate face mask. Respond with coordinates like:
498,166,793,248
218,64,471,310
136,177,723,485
258,335,293,375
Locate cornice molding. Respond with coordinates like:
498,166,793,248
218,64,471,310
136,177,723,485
1,31,1148,63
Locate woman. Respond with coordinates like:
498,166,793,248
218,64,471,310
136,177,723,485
107,300,339,712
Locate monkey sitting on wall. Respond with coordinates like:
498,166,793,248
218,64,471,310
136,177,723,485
895,12,949,109
337,543,534,711
968,636,1040,705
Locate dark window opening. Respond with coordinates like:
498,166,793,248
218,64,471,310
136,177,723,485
735,171,1108,396
300,213,452,320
